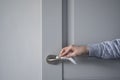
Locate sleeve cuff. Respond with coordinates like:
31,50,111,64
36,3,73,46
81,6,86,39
87,44,100,57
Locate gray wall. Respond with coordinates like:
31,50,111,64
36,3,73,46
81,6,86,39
0,0,42,80
65,0,120,80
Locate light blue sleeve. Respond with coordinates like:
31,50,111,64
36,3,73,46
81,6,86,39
88,39,120,59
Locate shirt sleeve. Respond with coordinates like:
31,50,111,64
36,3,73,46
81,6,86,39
88,39,120,59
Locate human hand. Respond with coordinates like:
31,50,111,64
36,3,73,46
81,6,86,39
59,45,89,58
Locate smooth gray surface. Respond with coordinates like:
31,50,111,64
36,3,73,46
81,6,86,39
42,0,62,80
74,0,120,45
64,0,120,80
0,0,42,80
67,0,75,45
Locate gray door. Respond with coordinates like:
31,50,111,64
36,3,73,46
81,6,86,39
64,0,120,80
42,0,62,80
42,0,120,80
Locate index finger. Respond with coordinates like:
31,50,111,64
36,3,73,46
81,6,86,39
59,48,65,57
60,47,72,57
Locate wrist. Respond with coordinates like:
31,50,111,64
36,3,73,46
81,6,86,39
79,46,89,55
83,46,89,55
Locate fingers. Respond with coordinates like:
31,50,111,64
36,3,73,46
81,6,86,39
62,48,71,57
59,46,72,57
59,49,65,57
66,52,76,58
59,45,87,58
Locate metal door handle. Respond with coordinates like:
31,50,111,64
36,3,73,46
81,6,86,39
46,55,77,65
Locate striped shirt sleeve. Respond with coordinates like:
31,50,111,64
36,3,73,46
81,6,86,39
88,39,120,59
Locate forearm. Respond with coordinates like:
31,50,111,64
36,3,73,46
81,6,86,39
87,39,120,59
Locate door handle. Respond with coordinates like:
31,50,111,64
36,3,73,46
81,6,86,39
46,55,77,65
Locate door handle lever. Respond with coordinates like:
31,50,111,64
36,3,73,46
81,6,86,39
46,55,77,65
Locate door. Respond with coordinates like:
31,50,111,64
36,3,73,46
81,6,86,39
42,0,62,80
65,0,120,80
42,0,120,80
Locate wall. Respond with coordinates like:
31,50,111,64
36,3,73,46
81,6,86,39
0,0,42,80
